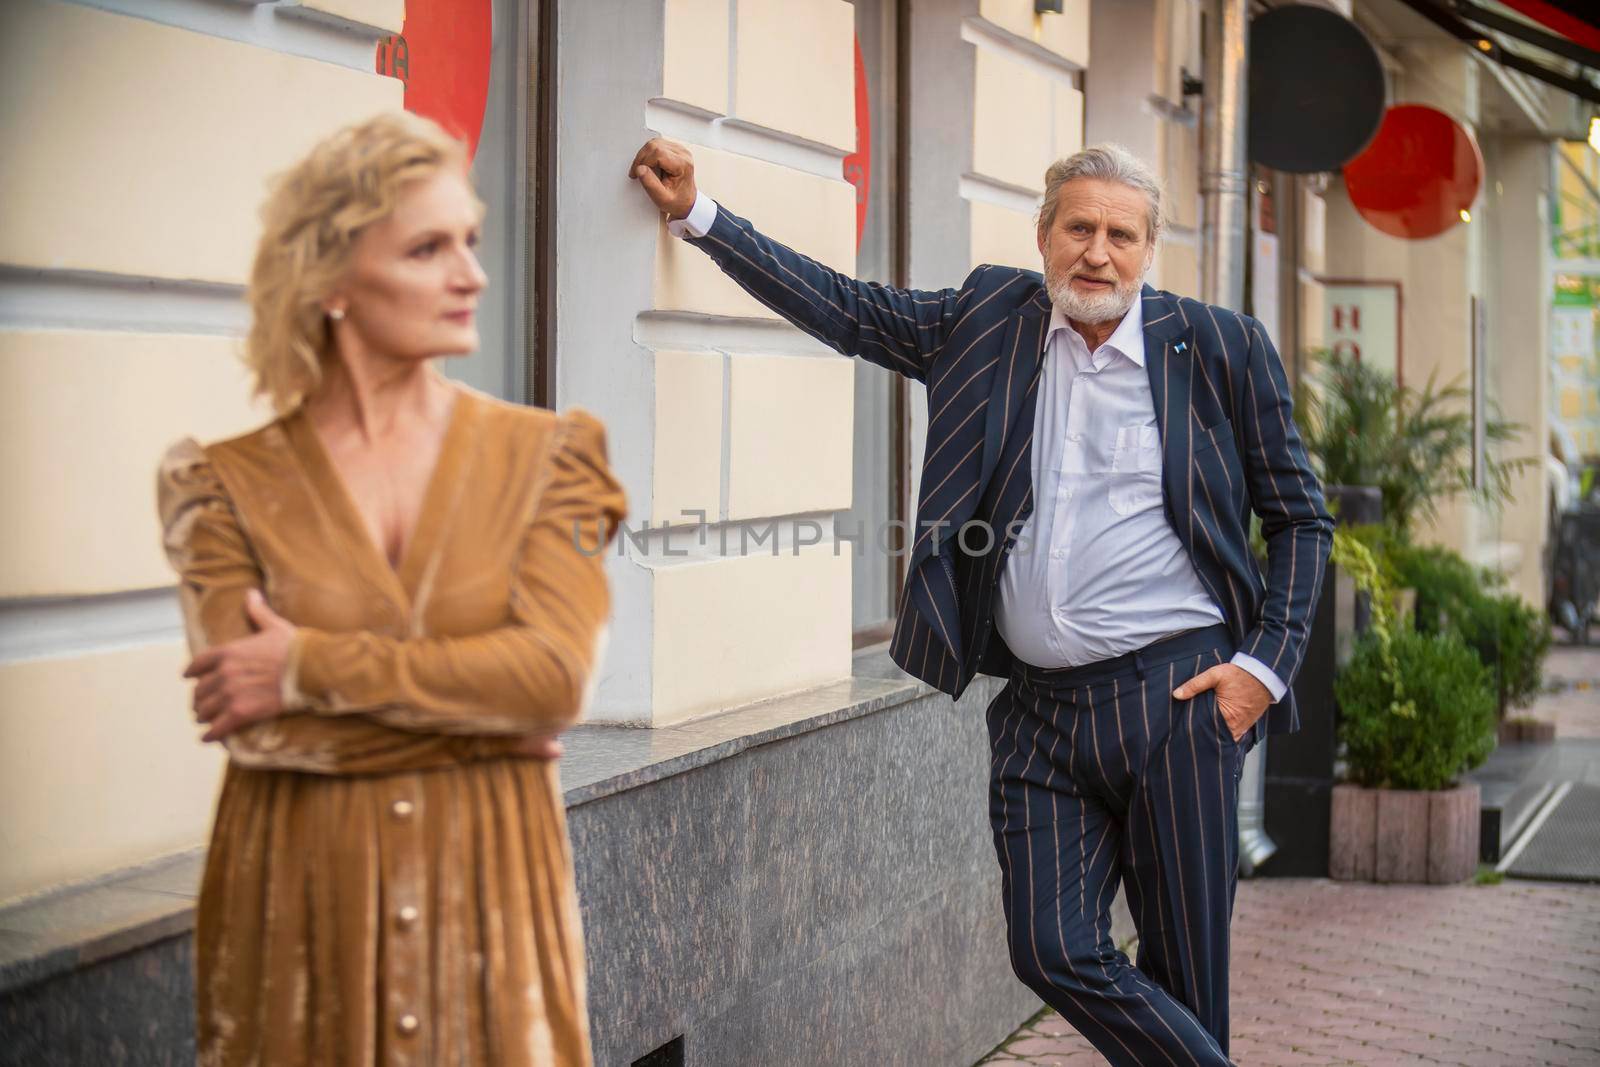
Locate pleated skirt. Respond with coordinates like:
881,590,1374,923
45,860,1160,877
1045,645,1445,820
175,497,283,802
195,756,590,1067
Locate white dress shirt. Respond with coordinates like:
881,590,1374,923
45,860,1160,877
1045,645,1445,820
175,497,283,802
669,192,1285,700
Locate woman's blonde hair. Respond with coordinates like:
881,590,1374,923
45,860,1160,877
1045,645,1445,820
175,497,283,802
245,111,473,413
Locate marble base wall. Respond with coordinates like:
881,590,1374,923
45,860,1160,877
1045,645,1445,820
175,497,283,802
0,672,1035,1066
569,677,1037,1067
0,935,194,1067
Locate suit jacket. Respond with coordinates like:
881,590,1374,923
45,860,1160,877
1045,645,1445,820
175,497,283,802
687,203,1333,735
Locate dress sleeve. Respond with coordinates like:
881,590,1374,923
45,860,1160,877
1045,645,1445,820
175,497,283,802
288,409,628,735
157,438,525,774
158,438,265,654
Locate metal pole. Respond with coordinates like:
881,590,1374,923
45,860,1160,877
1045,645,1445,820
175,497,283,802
1200,0,1249,310
1202,0,1278,873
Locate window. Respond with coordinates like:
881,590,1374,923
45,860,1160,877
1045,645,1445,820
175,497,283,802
386,0,549,403
848,0,908,643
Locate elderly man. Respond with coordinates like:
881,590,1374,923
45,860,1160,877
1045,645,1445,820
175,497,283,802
630,139,1331,1064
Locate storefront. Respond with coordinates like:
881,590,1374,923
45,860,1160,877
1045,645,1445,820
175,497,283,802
6,1,1490,1061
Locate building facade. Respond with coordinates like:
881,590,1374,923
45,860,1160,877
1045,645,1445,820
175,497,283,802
2,0,1589,1061
0,0,1116,910
1553,138,1600,469
1319,0,1590,606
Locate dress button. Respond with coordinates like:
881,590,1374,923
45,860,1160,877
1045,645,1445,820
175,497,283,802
397,1014,420,1036
397,905,420,929
391,799,414,819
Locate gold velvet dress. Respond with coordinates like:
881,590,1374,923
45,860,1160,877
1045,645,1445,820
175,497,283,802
157,387,625,1067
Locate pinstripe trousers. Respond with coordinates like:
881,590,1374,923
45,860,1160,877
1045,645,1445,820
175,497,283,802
987,624,1253,1066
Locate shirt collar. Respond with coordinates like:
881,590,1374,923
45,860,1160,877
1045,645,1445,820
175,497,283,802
1046,292,1147,368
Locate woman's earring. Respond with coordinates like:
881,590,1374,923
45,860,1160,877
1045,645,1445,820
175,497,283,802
327,307,345,321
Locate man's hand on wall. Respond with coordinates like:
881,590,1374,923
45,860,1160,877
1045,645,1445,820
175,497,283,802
630,138,698,221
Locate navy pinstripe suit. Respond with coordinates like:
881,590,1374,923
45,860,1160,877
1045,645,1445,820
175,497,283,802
685,202,1332,1063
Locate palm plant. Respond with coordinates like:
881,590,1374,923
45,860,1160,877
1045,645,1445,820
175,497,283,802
1295,351,1532,538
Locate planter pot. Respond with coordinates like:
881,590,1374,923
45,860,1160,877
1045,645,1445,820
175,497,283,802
1327,486,1383,640
1498,719,1556,744
1326,485,1384,527
1329,781,1481,884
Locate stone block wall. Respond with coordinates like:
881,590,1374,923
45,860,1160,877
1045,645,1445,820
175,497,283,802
0,0,402,904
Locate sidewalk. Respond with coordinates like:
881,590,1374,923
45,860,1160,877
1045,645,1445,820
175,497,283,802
1530,643,1600,739
978,643,1600,1066
977,879,1600,1066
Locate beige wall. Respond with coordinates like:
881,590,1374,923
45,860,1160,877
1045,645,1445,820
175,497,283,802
286,0,403,33
653,146,856,319
0,0,912,900
1301,185,1329,356
1325,172,1476,558
1083,0,1201,296
0,0,402,902
1323,30,1553,603
979,0,1090,67
1323,44,1480,561
0,332,265,597
1485,137,1552,606
631,0,858,725
966,2,1089,272
651,547,851,722
0,0,398,285
640,0,1093,724
5,0,1343,905
0,645,224,903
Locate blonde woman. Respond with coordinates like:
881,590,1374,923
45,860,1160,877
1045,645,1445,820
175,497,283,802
157,112,623,1066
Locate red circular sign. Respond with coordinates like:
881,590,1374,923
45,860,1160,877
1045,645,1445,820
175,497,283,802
1342,105,1483,240
842,35,871,250
375,0,493,162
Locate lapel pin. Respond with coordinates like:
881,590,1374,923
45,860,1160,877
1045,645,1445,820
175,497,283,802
1174,341,1187,353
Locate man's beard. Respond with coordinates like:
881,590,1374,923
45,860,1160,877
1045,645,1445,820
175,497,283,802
1044,259,1143,325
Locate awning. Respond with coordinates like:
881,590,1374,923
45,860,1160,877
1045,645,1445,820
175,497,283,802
1497,0,1600,52
1392,0,1600,105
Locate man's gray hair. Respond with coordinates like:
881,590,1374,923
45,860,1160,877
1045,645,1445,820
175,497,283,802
1036,143,1166,245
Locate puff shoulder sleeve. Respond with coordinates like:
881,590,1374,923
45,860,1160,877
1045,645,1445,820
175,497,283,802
159,438,261,654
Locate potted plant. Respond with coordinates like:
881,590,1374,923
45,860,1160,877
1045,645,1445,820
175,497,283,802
1388,542,1554,739
1487,596,1556,742
1296,351,1531,537
1294,352,1394,526
1326,533,1498,884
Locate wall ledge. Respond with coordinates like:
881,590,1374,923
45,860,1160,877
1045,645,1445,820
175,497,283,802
562,645,937,805
0,646,947,999
0,849,203,998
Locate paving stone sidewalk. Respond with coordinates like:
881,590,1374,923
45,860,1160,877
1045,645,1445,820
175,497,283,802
1530,643,1600,740
976,878,1600,1065
978,644,1600,1066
